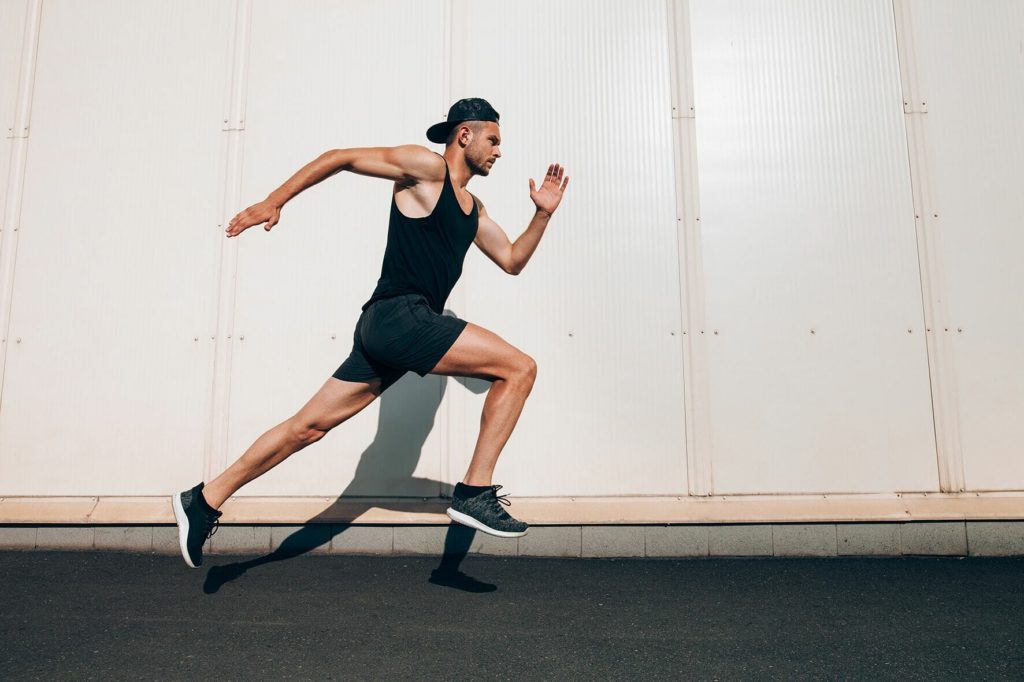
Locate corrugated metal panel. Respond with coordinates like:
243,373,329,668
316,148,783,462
0,0,28,231
0,0,233,494
689,0,938,493
451,0,687,496
228,0,447,496
908,0,1024,490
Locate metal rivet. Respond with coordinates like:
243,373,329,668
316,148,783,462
16,338,21,343
193,336,198,342
331,334,336,340
670,332,676,336
944,328,949,332
211,335,215,340
239,335,244,340
932,213,938,218
810,329,816,334
568,332,573,337
957,328,962,333
907,329,913,333
713,330,719,335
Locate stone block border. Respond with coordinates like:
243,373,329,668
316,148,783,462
2,521,1024,557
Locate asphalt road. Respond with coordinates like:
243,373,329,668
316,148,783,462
2,551,1022,680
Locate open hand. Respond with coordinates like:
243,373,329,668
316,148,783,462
225,199,281,238
529,163,569,216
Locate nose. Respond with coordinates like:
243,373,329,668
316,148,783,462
494,148,501,158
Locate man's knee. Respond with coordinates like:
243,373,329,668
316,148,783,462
288,420,329,447
514,353,537,387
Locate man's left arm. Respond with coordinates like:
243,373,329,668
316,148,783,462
473,163,569,276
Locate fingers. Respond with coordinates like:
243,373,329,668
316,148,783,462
529,178,536,192
543,163,566,186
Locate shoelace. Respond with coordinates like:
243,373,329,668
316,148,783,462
201,514,220,540
491,484,511,507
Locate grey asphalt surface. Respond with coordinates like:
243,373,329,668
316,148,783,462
2,550,1022,680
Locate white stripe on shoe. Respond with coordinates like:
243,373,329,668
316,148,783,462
171,493,197,569
446,507,528,538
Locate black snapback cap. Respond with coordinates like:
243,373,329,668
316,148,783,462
426,98,500,143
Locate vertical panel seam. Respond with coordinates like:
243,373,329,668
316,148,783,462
206,0,253,482
891,0,965,493
667,0,713,496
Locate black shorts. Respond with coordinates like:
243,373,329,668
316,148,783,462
332,293,468,392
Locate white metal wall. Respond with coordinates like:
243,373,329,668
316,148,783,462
0,0,1020,500
902,0,1024,491
0,0,232,494
688,0,937,493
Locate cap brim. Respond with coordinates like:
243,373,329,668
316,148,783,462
426,121,454,144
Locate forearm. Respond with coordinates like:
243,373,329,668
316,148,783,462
509,210,552,275
266,149,347,208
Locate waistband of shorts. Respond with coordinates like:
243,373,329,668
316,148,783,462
365,292,428,309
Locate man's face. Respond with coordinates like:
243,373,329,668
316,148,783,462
464,121,502,176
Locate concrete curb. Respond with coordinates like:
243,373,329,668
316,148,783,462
3,521,1024,557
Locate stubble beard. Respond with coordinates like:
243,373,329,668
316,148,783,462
466,149,492,177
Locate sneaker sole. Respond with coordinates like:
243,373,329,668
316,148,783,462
171,493,197,569
446,507,528,538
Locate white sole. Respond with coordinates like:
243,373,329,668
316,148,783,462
446,507,528,538
171,493,197,569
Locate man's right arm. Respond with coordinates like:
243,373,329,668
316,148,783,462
226,145,444,237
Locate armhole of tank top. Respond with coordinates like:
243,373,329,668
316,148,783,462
437,152,451,191
435,152,454,203
392,152,448,219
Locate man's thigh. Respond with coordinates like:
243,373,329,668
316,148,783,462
428,322,533,381
292,376,382,432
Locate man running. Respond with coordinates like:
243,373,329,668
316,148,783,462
172,98,569,568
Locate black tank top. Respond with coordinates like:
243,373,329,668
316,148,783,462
362,154,479,314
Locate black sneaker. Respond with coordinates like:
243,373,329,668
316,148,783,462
446,483,528,538
171,482,222,568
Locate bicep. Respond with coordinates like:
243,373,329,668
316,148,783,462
339,145,444,184
473,209,515,274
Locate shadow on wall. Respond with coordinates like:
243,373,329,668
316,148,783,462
204,310,500,594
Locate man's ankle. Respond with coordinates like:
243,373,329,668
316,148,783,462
454,482,491,498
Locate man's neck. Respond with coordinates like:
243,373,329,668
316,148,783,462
442,152,474,189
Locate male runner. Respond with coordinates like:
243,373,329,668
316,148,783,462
172,98,569,567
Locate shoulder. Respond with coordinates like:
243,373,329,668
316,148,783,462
391,145,446,185
470,193,486,214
